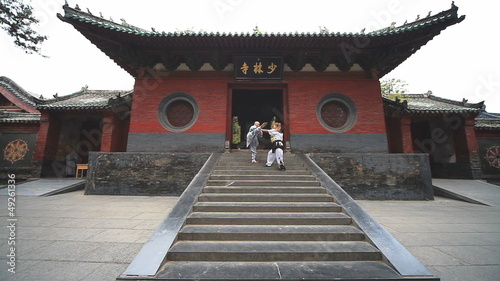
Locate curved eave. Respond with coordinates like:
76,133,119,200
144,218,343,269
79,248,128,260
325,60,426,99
0,76,41,113
36,105,110,112
0,119,41,124
475,126,500,131
383,97,483,116
406,108,482,115
58,4,465,78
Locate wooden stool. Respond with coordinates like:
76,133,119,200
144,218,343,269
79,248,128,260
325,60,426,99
75,164,88,178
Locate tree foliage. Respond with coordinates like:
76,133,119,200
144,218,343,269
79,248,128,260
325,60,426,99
0,0,47,55
380,78,409,95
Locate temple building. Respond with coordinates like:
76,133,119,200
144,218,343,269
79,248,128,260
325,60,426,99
1,3,499,189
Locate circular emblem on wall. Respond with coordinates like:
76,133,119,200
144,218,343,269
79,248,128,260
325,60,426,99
485,145,500,169
158,92,199,132
4,139,29,163
317,93,357,133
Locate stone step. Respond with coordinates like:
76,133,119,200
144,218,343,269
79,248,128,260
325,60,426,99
178,225,365,241
213,164,305,171
186,212,351,225
193,202,342,212
203,186,327,194
167,241,382,262
209,174,316,181
218,152,298,159
154,261,404,280
197,193,334,202
206,179,321,186
211,169,311,175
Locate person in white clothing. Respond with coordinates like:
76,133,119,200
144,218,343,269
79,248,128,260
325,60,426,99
262,122,286,170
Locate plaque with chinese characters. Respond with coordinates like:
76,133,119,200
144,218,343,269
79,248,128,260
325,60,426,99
234,56,283,80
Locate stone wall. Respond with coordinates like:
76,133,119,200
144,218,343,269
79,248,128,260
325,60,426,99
308,153,434,200
85,152,211,195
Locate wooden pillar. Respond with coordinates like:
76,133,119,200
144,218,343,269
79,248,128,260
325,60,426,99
464,116,482,179
32,111,61,177
100,112,118,152
400,115,413,153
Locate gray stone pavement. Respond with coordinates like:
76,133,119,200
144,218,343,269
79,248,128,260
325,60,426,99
0,184,499,281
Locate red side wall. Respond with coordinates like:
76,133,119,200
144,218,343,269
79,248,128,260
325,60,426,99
0,123,39,132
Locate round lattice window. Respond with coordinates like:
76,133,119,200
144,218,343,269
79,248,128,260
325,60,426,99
166,100,194,128
321,101,349,128
158,93,198,132
317,94,357,133
4,139,29,163
485,145,500,169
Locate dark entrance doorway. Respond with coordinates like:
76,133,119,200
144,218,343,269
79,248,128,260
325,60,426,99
231,89,283,149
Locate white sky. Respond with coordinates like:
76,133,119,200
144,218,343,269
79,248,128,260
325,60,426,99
2,0,499,113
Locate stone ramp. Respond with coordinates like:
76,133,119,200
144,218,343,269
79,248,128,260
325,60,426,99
0,178,85,196
118,152,438,280
432,178,500,206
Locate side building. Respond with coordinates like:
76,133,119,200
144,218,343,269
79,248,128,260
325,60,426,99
0,76,132,179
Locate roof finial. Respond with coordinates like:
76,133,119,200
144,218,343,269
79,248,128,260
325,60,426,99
416,14,420,20
319,26,329,34
64,0,68,6
427,11,432,17
86,8,92,15
99,12,104,18
253,25,262,35
390,22,396,29
75,4,80,11
360,28,366,34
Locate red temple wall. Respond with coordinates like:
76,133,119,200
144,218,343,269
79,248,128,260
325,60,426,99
129,74,386,135
130,77,230,134
287,78,386,134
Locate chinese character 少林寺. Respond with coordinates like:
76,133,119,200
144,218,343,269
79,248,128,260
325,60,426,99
253,61,263,74
241,62,249,75
267,62,278,74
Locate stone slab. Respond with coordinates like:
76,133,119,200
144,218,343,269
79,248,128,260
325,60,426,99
153,261,411,280
0,178,85,196
432,179,500,206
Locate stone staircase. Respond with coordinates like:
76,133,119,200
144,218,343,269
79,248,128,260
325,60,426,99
148,151,422,280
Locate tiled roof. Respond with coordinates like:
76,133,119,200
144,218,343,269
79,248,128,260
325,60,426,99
36,88,133,111
476,112,500,130
383,92,484,115
0,76,132,112
58,3,465,77
59,3,462,38
0,76,41,108
0,111,40,123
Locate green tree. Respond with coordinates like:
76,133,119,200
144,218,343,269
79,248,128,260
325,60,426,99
380,78,408,95
0,0,47,55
